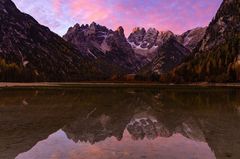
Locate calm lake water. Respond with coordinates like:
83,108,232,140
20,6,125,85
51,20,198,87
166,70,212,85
0,85,240,159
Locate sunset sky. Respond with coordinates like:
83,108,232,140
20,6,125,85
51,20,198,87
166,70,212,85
12,0,222,36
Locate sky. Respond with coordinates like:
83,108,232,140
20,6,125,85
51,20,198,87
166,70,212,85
12,0,222,36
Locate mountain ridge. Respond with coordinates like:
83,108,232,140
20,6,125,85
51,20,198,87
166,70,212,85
64,23,203,78
63,22,146,74
0,0,239,82
0,0,112,81
166,0,240,83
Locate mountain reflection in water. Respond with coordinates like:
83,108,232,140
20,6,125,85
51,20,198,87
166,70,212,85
0,86,240,159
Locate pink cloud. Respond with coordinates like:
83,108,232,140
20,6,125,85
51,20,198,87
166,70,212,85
52,0,61,13
13,0,223,36
70,0,112,21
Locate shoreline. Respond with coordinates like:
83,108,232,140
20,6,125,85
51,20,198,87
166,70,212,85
1,82,240,88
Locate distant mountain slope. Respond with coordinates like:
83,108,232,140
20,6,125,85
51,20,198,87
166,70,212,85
0,0,115,81
127,27,190,78
2,0,234,82
63,23,145,74
137,38,190,79
128,27,177,61
199,0,240,52
176,27,207,52
168,0,240,83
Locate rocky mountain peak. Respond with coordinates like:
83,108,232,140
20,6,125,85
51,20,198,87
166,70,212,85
90,21,97,26
63,22,110,48
132,27,146,33
128,27,146,46
128,28,181,60
140,28,159,48
66,23,81,34
176,27,207,51
0,0,109,81
156,30,176,44
89,21,99,32
199,0,240,52
169,0,240,83
63,22,145,73
147,28,158,34
160,30,175,38
73,23,80,28
116,26,125,37
0,0,34,24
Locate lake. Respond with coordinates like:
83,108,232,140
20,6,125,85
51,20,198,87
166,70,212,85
0,84,240,159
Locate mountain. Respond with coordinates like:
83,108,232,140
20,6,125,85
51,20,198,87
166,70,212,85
63,23,145,74
199,0,240,52
127,27,190,78
0,0,113,81
2,0,236,83
168,0,240,83
128,27,177,60
176,27,207,51
138,38,190,78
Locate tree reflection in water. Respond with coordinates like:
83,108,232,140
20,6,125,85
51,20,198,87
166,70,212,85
0,86,239,159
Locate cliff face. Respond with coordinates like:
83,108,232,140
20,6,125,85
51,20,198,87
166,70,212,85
169,0,240,82
128,28,184,60
0,0,116,81
63,23,146,74
1,0,238,82
199,0,240,52
176,27,207,52
138,38,190,76
128,28,191,76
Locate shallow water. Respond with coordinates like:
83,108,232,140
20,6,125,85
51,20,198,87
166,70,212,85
0,85,240,159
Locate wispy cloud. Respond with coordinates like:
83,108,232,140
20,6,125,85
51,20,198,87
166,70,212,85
12,0,222,36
